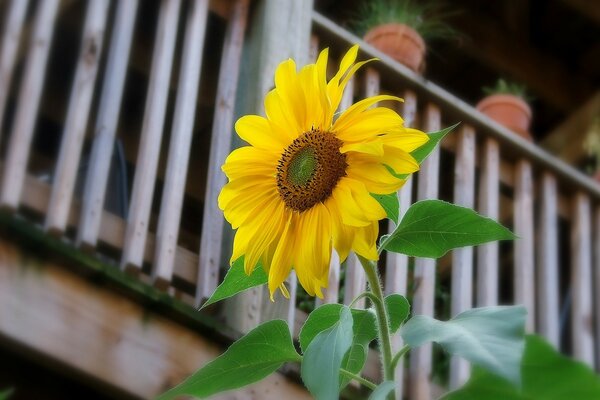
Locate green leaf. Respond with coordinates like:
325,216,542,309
371,192,400,224
302,307,354,400
201,257,267,308
441,335,600,400
0,388,14,400
380,200,515,258
299,304,377,388
401,305,526,386
369,381,395,400
411,123,458,165
385,294,410,333
157,320,300,399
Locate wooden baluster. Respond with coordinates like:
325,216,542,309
77,0,139,248
409,103,440,400
45,0,110,234
0,0,28,138
514,159,535,331
594,206,600,370
152,0,209,289
120,0,181,273
477,138,500,306
450,124,476,388
197,0,249,302
537,172,560,347
571,192,594,367
384,89,416,400
0,0,59,209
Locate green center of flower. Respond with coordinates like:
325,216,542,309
277,129,347,212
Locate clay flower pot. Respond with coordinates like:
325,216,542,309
476,94,532,140
364,23,426,73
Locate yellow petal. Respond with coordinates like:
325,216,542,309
235,115,289,151
381,127,429,153
352,222,379,260
335,107,404,142
268,211,294,298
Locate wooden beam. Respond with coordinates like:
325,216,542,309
0,239,311,399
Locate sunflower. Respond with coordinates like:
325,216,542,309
218,45,429,299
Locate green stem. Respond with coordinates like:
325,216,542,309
349,291,379,308
390,344,410,371
377,235,393,256
357,255,394,383
339,368,377,390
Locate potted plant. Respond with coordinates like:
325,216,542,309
350,0,455,74
476,79,533,140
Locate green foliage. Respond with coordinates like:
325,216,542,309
410,124,457,165
0,388,14,400
350,0,457,40
299,304,377,388
379,199,515,258
385,294,410,333
369,381,395,400
401,306,526,385
201,257,267,308
157,320,300,399
301,307,354,400
442,335,600,400
483,78,531,101
372,193,400,224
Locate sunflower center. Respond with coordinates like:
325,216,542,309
277,128,347,212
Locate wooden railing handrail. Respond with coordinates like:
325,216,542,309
312,11,600,200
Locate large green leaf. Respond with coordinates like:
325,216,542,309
302,307,354,400
201,257,267,308
371,192,400,224
157,320,300,399
441,335,600,400
411,124,457,165
401,306,526,385
299,304,377,388
379,200,515,258
385,294,410,333
370,381,395,400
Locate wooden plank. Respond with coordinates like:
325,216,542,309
384,89,416,400
450,124,476,388
537,172,560,347
77,0,139,248
153,0,209,289
513,159,535,331
45,0,110,234
197,0,249,302
121,0,181,272
409,103,440,400
0,240,312,400
0,0,59,209
476,138,500,306
0,0,28,139
571,192,594,367
594,206,600,370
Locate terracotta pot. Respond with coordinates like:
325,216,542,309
476,94,532,140
364,23,426,73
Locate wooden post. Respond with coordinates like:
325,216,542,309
571,192,594,367
45,0,110,234
153,0,209,289
120,0,181,272
221,0,314,334
477,138,500,306
77,0,139,249
384,89,417,400
0,0,59,209
409,103,440,400
450,124,476,388
0,0,28,139
537,172,560,347
514,159,535,331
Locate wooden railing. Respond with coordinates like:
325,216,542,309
1,1,599,399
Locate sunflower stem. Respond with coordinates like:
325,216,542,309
339,368,377,390
357,255,395,388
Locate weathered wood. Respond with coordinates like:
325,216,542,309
197,0,249,302
514,159,535,331
0,0,59,209
0,0,28,139
45,0,110,234
409,103,440,400
537,172,560,347
0,240,312,400
571,192,594,367
153,0,209,289
594,206,600,370
477,138,500,306
121,0,181,272
77,0,139,248
450,124,476,388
